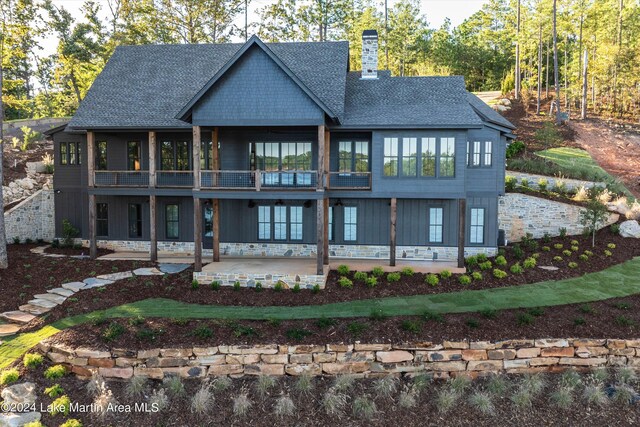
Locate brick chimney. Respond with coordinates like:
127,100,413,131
361,30,378,79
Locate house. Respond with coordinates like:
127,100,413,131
48,30,515,282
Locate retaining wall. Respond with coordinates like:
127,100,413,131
40,338,640,380
506,171,605,191
4,189,55,242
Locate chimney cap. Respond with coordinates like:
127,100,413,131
362,29,378,37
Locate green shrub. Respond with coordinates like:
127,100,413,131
423,311,445,323
347,322,368,337
440,270,452,279
369,307,387,321
386,272,401,282
337,264,350,275
604,250,612,257
574,317,586,326
458,275,472,285
611,224,621,235
495,255,507,266
274,281,285,292
510,263,523,274
286,328,312,341
292,283,301,293
584,250,594,257
372,266,385,277
554,243,564,250
568,262,578,269
476,253,488,263
479,261,493,271
562,250,572,257
192,325,213,339
538,178,548,191
466,318,480,328
493,269,508,279
365,277,378,288
61,219,79,248
401,267,414,276
506,140,525,158
571,245,579,252
210,280,220,290
44,365,67,380
520,178,530,188
523,257,537,269
254,282,263,292
579,254,589,261
233,281,241,291
425,274,439,286
401,320,421,334
607,243,616,249
559,227,568,238
353,271,368,281
512,244,524,260
531,252,540,259
191,279,199,290
542,246,551,252
465,255,478,267
471,271,483,281
553,256,564,262
24,353,44,369
59,420,83,427
316,317,337,328
0,368,20,385
102,322,125,342
50,395,71,416
517,313,534,326
312,284,321,293
45,384,65,398
480,308,499,319
505,176,518,191
528,307,544,317
338,277,353,288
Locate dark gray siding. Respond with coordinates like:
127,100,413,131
397,199,458,246
466,196,499,247
192,45,325,126
465,126,506,196
95,132,149,171
53,131,88,237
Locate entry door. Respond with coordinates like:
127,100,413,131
203,206,213,249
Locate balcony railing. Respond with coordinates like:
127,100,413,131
201,170,317,190
94,171,149,187
156,171,194,187
327,172,372,190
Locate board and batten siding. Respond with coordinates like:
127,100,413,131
465,126,507,196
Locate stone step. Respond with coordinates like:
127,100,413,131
0,323,21,337
61,282,86,292
27,299,58,309
0,311,36,324
48,288,75,297
82,278,114,289
96,271,133,281
133,267,164,276
33,294,67,304
18,304,51,315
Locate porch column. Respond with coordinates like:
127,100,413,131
317,125,325,190
87,131,97,259
213,198,220,262
193,126,202,271
458,198,466,268
149,131,157,262
316,200,324,275
323,198,329,265
390,197,397,267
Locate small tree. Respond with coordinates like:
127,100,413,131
579,200,609,247
62,219,80,248
534,122,562,149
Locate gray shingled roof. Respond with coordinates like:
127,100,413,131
342,72,484,128
67,40,349,130
466,92,516,130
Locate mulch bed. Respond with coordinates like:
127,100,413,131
0,245,154,313
43,246,114,257
507,187,591,208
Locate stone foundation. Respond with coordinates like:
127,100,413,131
4,189,55,243
193,271,327,289
40,338,640,380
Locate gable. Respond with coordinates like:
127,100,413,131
191,44,325,126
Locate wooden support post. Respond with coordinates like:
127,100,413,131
316,200,324,275
87,131,95,188
323,198,329,265
213,198,220,262
149,195,157,262
194,197,202,272
458,199,466,268
192,126,201,190
390,197,397,267
88,194,97,259
149,131,156,187
317,125,325,190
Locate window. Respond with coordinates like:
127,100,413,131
127,141,141,171
200,140,213,170
428,207,443,243
470,208,485,244
166,204,179,239
161,141,190,170
258,206,271,240
328,207,334,241
96,203,108,237
59,142,81,165
471,141,481,166
421,137,436,177
176,141,189,170
290,206,303,240
439,137,455,177
484,141,493,166
59,143,68,165
338,141,352,172
338,141,369,172
274,206,287,240
383,138,398,176
96,141,107,170
344,206,357,241
254,142,312,186
402,137,418,176
128,204,142,238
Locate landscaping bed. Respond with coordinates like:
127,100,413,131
0,244,154,313
42,246,113,257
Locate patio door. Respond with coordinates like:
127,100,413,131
203,206,213,249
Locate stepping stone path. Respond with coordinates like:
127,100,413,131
0,411,42,427
0,247,191,341
539,266,560,271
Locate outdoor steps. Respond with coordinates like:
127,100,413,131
47,288,75,298
32,294,67,304
0,311,36,324
18,304,51,316
0,323,21,337
27,299,58,309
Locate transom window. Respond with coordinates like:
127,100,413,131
258,205,304,241
59,142,81,166
166,204,179,239
384,137,455,177
161,141,190,170
428,207,444,243
344,206,358,241
338,141,369,172
470,208,485,244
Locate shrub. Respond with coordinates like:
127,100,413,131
365,277,378,288
192,325,213,339
493,269,507,279
487,375,509,396
45,384,65,398
553,256,564,262
163,375,185,398
125,376,148,399
369,308,387,321
337,264,350,275
554,243,564,250
286,328,312,341
563,250,572,257
322,390,348,416
571,245,579,252
615,316,635,327
373,376,399,399
191,381,214,415
273,395,296,418
570,239,579,245
465,255,478,267
469,391,495,415
584,250,594,257
559,227,567,238
333,374,357,392
423,311,445,323
372,266,385,277
512,244,524,260
398,387,418,409
191,279,199,290
521,178,530,188
532,252,540,259
510,263,523,274
401,320,421,334
255,375,277,398
568,262,578,269
495,255,507,266
386,272,401,282
211,376,232,393
440,270,452,279
347,322,368,337
338,276,353,288
458,275,472,285
292,283,301,293
608,243,616,249
579,303,594,314
505,176,518,191
542,246,551,252
0,368,20,385
523,257,537,269
149,389,169,413
604,250,612,257
352,396,377,420
579,254,589,261
466,317,480,328
44,365,67,380
538,178,548,191
50,395,71,416
274,281,285,292
480,308,499,319
232,392,253,417
471,271,483,281
401,267,414,276
479,261,493,271
233,281,241,291
61,219,79,248
425,274,439,286
353,271,368,281
476,253,488,263
528,307,544,317
611,224,621,235
517,313,534,326
312,284,321,293
506,140,525,158
102,322,125,342
435,388,459,413
574,316,586,326
24,353,44,369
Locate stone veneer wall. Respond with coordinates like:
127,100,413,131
40,338,640,380
498,193,619,243
193,270,327,289
4,189,55,243
506,171,605,191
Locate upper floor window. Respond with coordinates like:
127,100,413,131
385,136,455,178
339,141,369,172
421,137,436,177
59,142,81,166
439,137,456,177
484,141,493,166
161,141,190,170
200,140,213,170
470,208,485,244
467,140,493,168
96,141,107,170
383,137,399,176
127,141,141,171
471,141,481,166
401,137,418,177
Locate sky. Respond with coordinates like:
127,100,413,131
39,0,490,56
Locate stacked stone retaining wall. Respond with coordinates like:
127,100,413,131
4,189,55,243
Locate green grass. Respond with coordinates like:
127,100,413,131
3,257,640,369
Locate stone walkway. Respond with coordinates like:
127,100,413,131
0,246,190,339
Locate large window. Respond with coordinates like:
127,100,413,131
166,204,179,239
428,207,443,243
383,137,399,176
253,142,312,186
290,206,303,241
96,141,108,170
258,206,271,240
344,206,357,241
484,141,493,166
258,205,304,241
439,137,455,177
200,140,213,170
59,142,81,166
274,206,287,240
421,137,436,177
160,141,190,170
96,203,108,237
339,141,369,172
470,208,485,244
128,204,142,238
401,137,418,176
127,141,141,171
